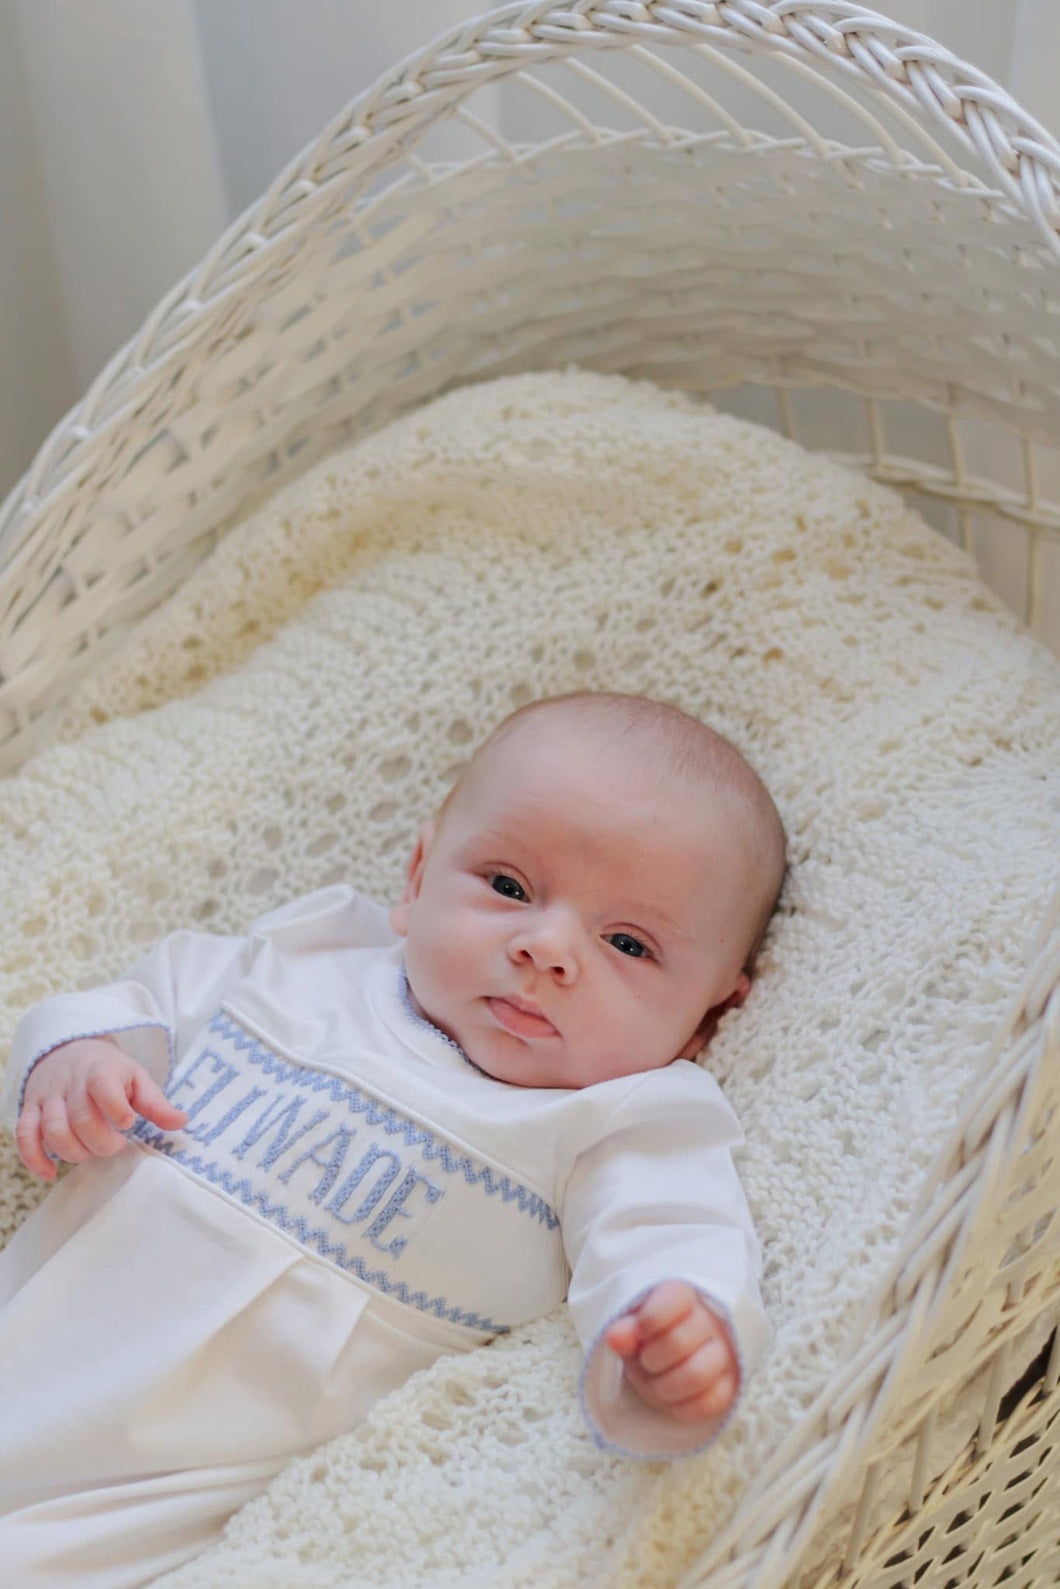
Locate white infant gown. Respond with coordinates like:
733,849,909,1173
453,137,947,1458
0,885,771,1589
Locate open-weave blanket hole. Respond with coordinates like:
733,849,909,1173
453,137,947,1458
0,371,1056,1589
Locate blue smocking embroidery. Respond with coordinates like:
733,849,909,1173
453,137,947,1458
204,1012,558,1229
134,1121,509,1334
130,1010,563,1335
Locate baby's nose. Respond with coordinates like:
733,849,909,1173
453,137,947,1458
508,907,579,981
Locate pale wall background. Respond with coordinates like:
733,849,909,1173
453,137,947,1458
2,0,1058,503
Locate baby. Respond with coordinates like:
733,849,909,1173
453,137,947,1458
0,691,785,1589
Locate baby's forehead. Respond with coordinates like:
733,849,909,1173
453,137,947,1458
478,705,671,774
470,716,643,802
477,707,726,794
462,714,749,839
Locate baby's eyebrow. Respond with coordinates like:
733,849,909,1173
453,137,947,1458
612,899,693,944
638,915,692,945
453,828,530,869
461,825,521,854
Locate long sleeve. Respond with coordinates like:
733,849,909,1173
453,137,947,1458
561,1065,772,1460
0,927,249,1132
0,884,396,1132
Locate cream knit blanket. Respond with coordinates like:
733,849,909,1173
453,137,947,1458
0,371,1056,1588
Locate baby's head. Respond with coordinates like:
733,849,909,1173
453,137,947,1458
391,692,785,1089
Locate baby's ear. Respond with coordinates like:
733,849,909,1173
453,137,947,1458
389,819,436,936
676,972,751,1060
724,971,752,1011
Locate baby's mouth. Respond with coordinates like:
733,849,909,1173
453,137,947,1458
486,996,559,1039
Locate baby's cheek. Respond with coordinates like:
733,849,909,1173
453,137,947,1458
409,922,476,1013
404,931,445,1011
429,924,472,982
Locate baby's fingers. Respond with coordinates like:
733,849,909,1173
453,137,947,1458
15,1104,56,1180
126,1068,187,1132
605,1315,642,1358
637,1337,732,1406
633,1280,698,1340
39,1096,92,1167
667,1372,739,1424
68,1084,135,1159
637,1308,713,1376
87,1069,138,1132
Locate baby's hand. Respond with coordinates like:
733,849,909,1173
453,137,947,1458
605,1280,739,1424
16,1036,188,1181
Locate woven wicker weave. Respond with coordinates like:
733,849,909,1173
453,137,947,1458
0,5,1057,1587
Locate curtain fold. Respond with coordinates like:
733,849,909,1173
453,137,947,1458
12,0,228,397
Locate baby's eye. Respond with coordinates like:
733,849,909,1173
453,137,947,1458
607,933,650,960
489,874,527,901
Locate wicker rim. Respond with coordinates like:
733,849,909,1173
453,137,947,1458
4,0,1060,557
671,886,1060,1588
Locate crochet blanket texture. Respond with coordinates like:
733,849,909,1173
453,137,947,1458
0,371,1056,1589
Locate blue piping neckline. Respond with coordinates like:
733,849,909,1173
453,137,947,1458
396,964,494,1080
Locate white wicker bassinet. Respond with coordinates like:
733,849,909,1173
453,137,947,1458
1,5,1057,1588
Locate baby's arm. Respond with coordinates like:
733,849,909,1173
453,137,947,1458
1,924,253,1161
3,886,391,1169
561,1069,771,1458
605,1280,739,1423
16,1036,188,1181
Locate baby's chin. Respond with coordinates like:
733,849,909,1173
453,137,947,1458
459,1022,582,1089
463,1037,568,1089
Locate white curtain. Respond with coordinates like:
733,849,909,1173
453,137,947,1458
2,0,1057,502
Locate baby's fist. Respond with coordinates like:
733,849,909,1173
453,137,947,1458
17,1036,187,1181
605,1280,739,1425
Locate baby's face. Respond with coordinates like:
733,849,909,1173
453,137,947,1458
391,717,757,1089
